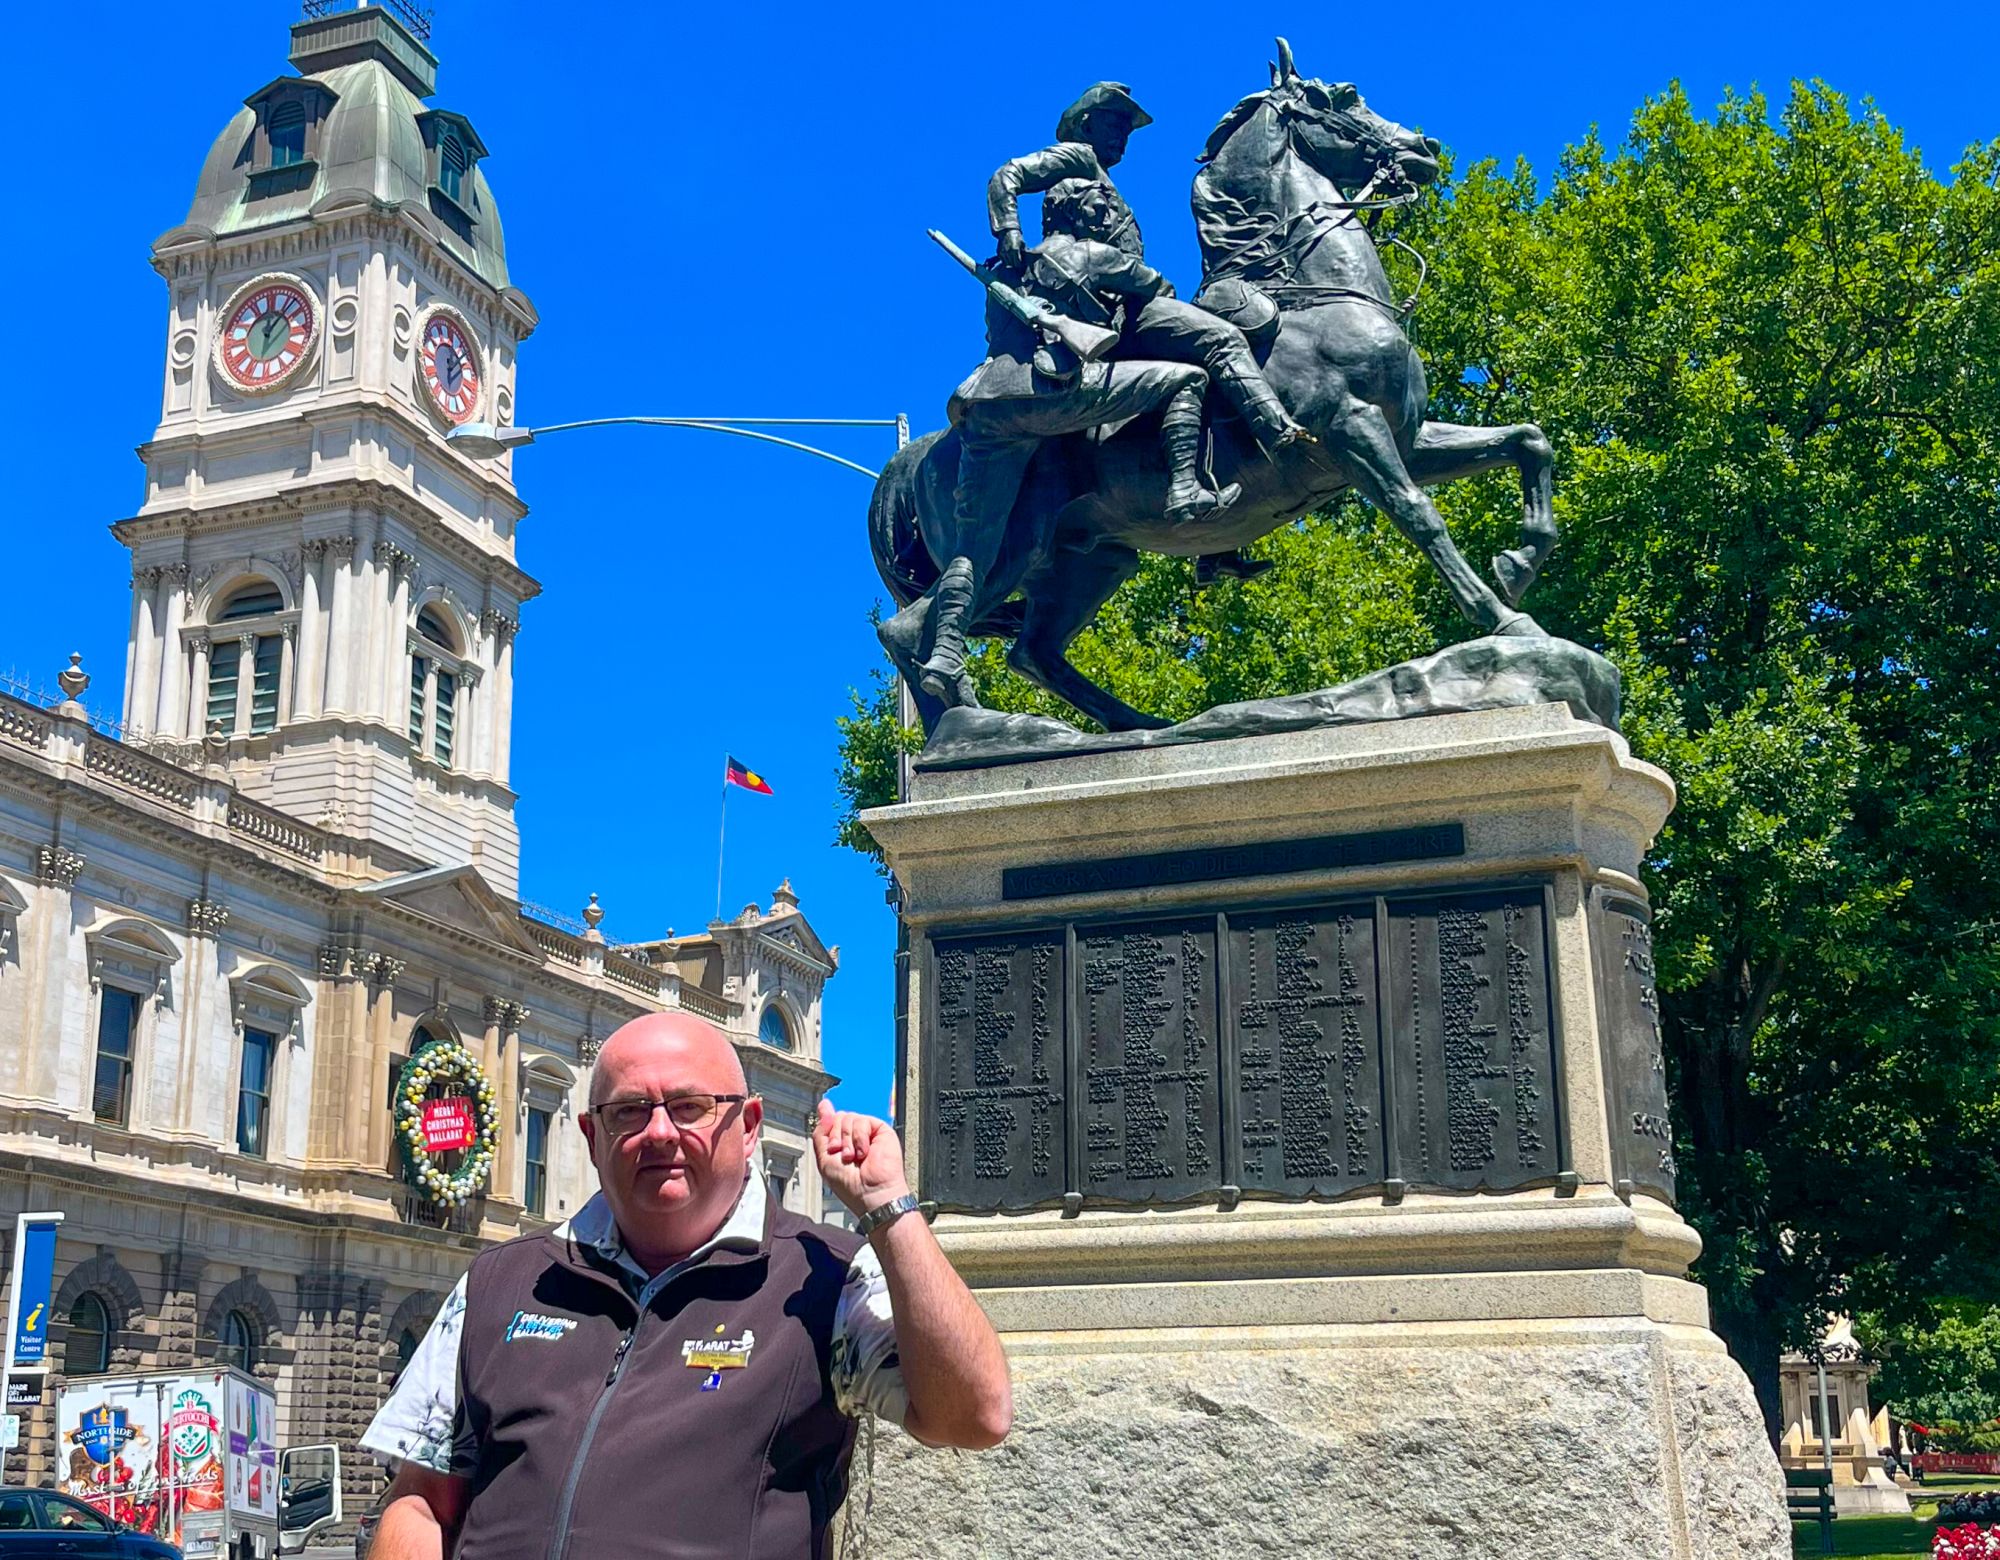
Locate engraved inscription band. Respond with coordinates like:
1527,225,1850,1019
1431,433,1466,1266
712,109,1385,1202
1001,823,1465,901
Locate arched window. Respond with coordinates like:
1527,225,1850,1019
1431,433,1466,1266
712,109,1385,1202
67,1294,112,1376
408,608,464,767
393,1327,421,1386
759,1004,792,1051
218,585,284,621
439,133,467,204
207,582,286,738
269,102,307,169
217,1308,260,1373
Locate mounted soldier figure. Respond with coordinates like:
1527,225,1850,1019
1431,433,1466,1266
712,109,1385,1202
873,44,1560,740
992,84,1316,581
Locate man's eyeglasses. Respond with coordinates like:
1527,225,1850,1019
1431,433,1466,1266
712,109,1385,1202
592,1093,750,1138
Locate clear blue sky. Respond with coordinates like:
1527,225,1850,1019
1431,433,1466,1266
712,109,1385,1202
1,0,1993,1118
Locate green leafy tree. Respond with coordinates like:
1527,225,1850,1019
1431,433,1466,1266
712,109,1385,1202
837,82,2000,1431
1860,1303,2000,1430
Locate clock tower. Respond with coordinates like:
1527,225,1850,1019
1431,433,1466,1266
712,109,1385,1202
114,1,537,896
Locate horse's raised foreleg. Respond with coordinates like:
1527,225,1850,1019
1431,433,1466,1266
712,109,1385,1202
1327,401,1542,637
1009,537,1169,732
1405,420,1556,608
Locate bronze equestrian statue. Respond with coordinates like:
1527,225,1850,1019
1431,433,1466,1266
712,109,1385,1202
872,42,1559,739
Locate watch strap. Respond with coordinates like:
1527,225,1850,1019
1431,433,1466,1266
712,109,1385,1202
856,1192,920,1236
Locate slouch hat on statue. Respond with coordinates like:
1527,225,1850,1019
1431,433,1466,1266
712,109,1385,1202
1056,83,1153,141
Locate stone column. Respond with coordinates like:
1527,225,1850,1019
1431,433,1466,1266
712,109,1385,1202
177,897,230,1136
490,614,517,784
311,944,369,1166
493,1001,528,1202
18,846,86,1106
294,542,327,720
154,564,190,735
233,631,258,739
379,548,415,721
448,668,472,769
363,957,405,1169
186,634,211,738
156,1248,201,1368
322,540,359,716
278,623,298,724
126,567,163,735
473,611,501,776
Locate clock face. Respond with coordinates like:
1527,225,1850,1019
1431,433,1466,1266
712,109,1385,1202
217,279,319,392
419,312,483,425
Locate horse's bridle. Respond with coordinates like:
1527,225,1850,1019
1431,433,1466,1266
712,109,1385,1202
1208,159,1431,321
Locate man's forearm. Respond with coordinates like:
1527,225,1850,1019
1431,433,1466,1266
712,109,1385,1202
372,1493,449,1560
370,1465,467,1560
869,1204,1013,1449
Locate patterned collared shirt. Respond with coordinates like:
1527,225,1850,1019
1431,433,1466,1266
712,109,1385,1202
360,1174,906,1472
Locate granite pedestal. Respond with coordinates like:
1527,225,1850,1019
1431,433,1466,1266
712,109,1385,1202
849,703,1788,1559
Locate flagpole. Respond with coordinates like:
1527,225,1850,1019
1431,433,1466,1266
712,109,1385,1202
715,764,728,922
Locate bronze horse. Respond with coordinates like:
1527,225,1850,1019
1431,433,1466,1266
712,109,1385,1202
872,42,1556,735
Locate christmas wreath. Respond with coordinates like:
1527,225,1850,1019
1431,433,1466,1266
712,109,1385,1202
395,1039,500,1206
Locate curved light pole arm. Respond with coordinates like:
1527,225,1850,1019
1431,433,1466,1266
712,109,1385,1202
448,416,900,478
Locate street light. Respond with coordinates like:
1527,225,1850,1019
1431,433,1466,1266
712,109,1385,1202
447,416,906,477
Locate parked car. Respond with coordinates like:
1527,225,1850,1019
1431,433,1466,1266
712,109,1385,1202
0,1487,181,1558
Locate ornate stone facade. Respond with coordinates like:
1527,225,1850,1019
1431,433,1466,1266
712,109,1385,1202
0,4,841,1524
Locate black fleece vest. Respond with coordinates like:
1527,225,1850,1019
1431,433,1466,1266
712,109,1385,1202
450,1206,866,1560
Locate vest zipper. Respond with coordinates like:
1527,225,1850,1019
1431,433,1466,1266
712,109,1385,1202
546,1318,639,1560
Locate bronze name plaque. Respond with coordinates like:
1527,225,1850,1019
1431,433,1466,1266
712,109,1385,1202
921,882,1579,1212
1593,892,1677,1204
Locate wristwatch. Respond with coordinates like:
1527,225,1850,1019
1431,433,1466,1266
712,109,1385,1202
855,1192,921,1237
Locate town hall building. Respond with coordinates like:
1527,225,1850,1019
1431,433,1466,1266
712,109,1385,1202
0,0,841,1514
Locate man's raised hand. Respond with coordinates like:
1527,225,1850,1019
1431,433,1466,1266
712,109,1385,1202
813,1098,912,1218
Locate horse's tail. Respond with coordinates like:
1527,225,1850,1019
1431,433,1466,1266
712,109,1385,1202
868,431,943,609
868,427,1031,641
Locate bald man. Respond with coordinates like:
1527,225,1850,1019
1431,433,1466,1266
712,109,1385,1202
362,1011,1010,1560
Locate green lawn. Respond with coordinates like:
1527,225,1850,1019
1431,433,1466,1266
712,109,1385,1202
1791,1513,1936,1558
1791,1475,2000,1555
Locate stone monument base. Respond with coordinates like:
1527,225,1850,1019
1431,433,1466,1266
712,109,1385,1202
851,1310,1782,1558
855,704,1789,1558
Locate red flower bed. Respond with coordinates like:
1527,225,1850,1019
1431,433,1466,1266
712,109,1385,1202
1936,1524,2000,1560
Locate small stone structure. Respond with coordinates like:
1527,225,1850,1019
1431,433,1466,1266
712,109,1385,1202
1779,1317,1912,1514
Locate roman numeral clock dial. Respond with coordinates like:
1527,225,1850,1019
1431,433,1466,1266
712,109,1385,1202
418,308,483,426
214,275,322,394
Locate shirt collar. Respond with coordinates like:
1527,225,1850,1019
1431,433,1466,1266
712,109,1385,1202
558,1171,767,1292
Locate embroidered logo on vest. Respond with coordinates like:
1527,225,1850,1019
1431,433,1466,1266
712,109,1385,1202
505,1310,578,1342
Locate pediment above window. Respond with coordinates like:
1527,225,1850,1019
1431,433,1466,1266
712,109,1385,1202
226,958,313,1038
83,913,180,996
0,874,25,959
520,1053,579,1116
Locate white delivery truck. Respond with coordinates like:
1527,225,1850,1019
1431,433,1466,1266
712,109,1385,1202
54,1368,341,1559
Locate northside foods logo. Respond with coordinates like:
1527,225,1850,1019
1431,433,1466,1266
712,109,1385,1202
168,1389,220,1466
74,1403,134,1467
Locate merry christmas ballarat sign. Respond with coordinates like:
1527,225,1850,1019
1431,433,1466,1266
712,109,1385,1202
418,1096,478,1153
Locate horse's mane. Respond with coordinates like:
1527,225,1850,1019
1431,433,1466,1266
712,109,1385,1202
1198,89,1275,164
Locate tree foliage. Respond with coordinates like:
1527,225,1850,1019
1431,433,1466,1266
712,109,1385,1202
1860,1303,2000,1430
836,82,2000,1426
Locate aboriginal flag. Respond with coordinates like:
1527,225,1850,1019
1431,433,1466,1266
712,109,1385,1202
724,755,774,795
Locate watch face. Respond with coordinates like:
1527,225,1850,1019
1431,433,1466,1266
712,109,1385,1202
419,311,483,424
217,279,319,392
